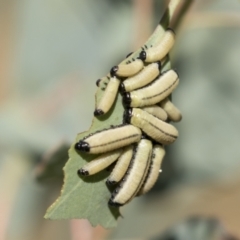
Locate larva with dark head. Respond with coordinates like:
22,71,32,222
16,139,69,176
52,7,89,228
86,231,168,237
123,69,179,108
77,149,122,176
124,108,178,145
120,62,161,93
159,97,182,122
139,28,175,63
141,105,168,121
94,76,120,116
108,138,152,207
106,145,134,185
75,125,142,154
110,59,144,78
137,144,165,195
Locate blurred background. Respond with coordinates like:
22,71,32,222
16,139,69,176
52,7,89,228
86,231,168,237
1,0,240,239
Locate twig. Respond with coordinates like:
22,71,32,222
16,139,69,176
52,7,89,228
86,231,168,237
133,0,153,49
149,0,193,46
169,0,194,30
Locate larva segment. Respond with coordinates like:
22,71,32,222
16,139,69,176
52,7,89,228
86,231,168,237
75,125,142,154
159,97,182,122
141,105,168,121
108,139,152,207
110,59,144,78
132,142,152,198
107,145,134,185
137,144,165,195
125,108,178,145
94,76,120,116
78,149,122,176
139,28,175,63
123,70,179,108
120,62,161,92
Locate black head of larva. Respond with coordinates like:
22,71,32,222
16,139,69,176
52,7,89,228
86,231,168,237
77,168,89,176
95,79,101,87
122,92,131,106
139,50,146,61
110,66,118,77
75,141,90,152
156,61,161,71
141,133,148,139
123,108,132,124
106,179,117,186
119,82,126,93
94,109,104,116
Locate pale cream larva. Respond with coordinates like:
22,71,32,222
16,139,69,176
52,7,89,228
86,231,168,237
120,62,161,92
110,59,144,78
131,143,152,198
139,28,175,63
78,149,122,176
94,76,120,116
141,105,168,121
108,138,152,207
123,69,179,108
75,125,142,154
124,108,178,145
137,144,165,195
159,97,182,122
107,145,134,185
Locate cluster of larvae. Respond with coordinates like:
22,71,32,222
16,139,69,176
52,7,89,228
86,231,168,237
75,28,182,207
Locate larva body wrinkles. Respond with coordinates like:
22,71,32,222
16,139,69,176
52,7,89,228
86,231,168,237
123,70,179,108
139,28,175,63
109,139,152,207
110,59,144,78
138,144,165,195
160,97,182,122
78,149,122,176
120,62,161,92
94,76,120,116
125,108,178,145
107,145,134,185
141,105,168,121
75,125,142,154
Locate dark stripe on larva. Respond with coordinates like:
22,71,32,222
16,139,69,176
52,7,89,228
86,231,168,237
130,150,152,198
110,145,138,199
90,134,140,149
117,149,151,203
142,76,178,100
141,156,154,186
111,142,151,203
145,119,177,139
